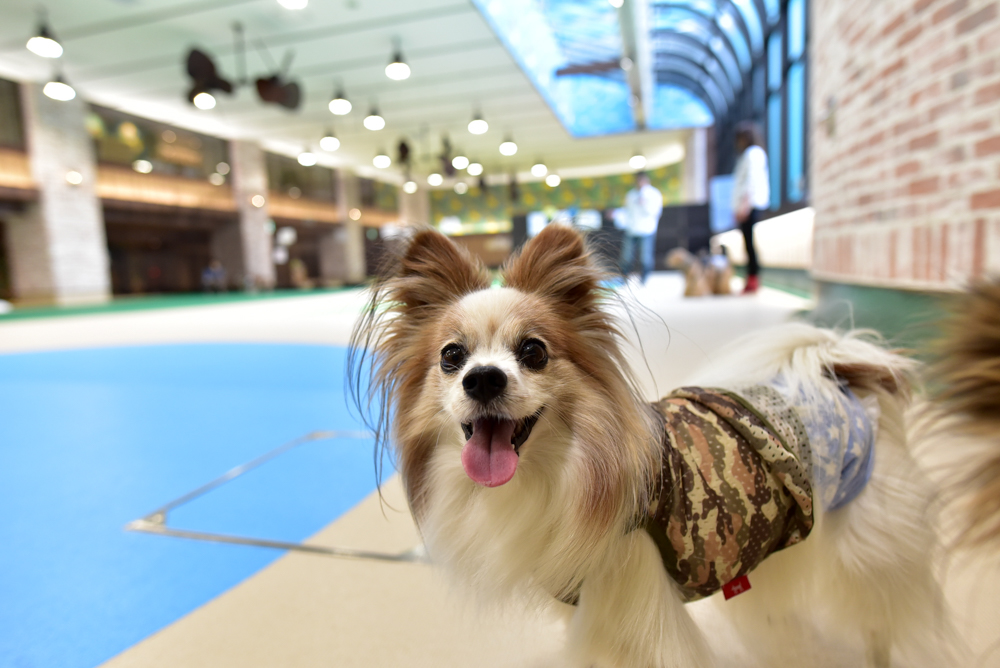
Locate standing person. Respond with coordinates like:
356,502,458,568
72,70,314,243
732,121,770,294
619,171,664,285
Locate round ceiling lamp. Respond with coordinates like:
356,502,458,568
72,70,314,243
427,173,443,187
364,107,386,131
192,91,216,109
42,76,75,101
468,114,489,135
629,154,647,169
373,153,391,168
452,155,470,170
297,151,317,166
545,174,561,187
403,180,418,194
530,162,547,177
467,162,483,176
499,138,517,156
454,182,468,194
320,131,340,151
385,49,410,81
132,159,153,174
329,88,352,115
26,20,63,58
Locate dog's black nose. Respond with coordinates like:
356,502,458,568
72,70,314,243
462,366,507,403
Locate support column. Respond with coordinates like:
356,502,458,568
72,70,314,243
318,171,365,284
399,187,430,227
683,127,708,205
223,140,275,290
5,82,110,305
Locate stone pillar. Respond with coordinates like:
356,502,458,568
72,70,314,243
399,187,431,226
225,140,275,289
330,171,366,284
683,127,708,205
5,82,110,305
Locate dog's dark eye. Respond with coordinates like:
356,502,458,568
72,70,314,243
440,343,467,374
517,339,548,371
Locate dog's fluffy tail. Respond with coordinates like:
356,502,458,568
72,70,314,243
685,322,916,400
932,280,1000,547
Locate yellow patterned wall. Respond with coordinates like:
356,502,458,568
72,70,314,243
430,164,683,229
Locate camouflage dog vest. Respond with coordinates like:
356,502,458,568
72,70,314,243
644,386,817,602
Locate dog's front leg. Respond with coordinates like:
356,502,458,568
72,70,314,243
566,531,712,668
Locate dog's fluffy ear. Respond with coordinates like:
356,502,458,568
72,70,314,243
392,229,489,314
503,224,603,317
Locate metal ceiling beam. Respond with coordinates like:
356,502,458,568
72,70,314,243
652,33,738,96
655,71,723,119
617,0,648,130
651,1,756,59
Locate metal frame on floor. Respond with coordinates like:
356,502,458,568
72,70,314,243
124,430,428,564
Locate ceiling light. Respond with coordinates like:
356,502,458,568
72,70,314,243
385,51,410,81
467,162,483,176
193,91,216,110
718,13,734,30
251,195,266,208
364,108,385,131
132,159,153,174
545,174,561,187
468,115,489,135
454,182,468,194
403,180,418,194
499,138,517,156
43,77,75,101
531,162,547,177
65,170,82,185
662,143,686,164
277,0,308,8
609,0,624,7
320,131,340,151
26,22,63,59
427,173,443,186
373,153,391,168
348,207,362,220
629,154,647,169
298,151,317,166
216,161,230,175
209,173,225,186
329,89,352,115
452,155,470,170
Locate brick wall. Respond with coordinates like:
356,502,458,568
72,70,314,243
811,0,1000,289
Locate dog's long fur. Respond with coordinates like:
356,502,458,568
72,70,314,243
931,279,1000,548
349,225,953,667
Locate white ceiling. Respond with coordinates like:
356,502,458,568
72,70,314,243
0,0,690,184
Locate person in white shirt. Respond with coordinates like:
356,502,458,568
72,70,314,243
731,121,770,293
618,171,664,284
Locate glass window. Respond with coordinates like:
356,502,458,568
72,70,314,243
788,0,806,60
767,30,783,91
732,0,764,52
717,10,752,70
764,0,780,25
787,63,805,202
767,92,782,210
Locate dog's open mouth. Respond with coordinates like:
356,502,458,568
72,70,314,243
460,410,542,488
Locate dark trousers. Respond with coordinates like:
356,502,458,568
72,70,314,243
740,209,760,277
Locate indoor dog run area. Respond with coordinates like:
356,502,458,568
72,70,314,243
2,281,999,667
3,0,1000,666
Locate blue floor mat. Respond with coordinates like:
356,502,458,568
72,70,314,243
0,343,381,668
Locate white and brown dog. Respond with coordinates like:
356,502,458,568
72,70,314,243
350,225,955,668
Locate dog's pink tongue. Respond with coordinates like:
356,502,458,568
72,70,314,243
461,417,518,487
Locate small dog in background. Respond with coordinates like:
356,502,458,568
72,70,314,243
666,246,733,297
350,225,954,668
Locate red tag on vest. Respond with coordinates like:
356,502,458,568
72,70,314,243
722,575,751,600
